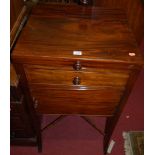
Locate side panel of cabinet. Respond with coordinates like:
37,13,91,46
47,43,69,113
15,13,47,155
10,0,28,48
10,97,35,138
10,0,25,30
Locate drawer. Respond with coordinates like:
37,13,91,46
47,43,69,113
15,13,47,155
24,65,129,88
31,87,124,115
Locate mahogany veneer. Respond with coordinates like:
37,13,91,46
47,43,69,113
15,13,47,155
12,3,143,154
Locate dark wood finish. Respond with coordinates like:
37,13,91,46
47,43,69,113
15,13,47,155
94,0,144,46
78,0,93,5
73,60,82,71
124,0,144,45
31,88,123,115
10,0,26,48
10,0,42,152
10,0,35,49
103,69,141,154
24,65,129,87
10,64,42,151
10,94,37,141
10,137,38,146
12,5,142,63
10,0,25,30
12,3,143,154
10,97,34,138
12,63,43,152
10,64,22,101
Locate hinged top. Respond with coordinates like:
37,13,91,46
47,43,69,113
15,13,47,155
12,4,143,66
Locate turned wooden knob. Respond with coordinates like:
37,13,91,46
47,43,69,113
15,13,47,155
34,100,38,109
33,97,38,109
78,0,93,5
73,61,82,71
73,77,81,85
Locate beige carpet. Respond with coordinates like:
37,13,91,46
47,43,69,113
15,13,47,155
123,131,144,155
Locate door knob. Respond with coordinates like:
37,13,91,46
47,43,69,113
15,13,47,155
73,77,81,85
73,61,82,71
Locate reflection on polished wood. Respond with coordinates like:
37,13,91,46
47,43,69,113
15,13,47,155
12,3,143,154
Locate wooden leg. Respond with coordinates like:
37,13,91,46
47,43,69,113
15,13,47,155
37,115,42,153
103,70,141,154
37,132,42,153
104,116,116,154
104,104,129,154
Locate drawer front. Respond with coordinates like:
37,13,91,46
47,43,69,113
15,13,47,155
24,65,129,88
24,62,129,115
31,87,124,115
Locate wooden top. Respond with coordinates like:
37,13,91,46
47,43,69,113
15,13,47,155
12,4,143,66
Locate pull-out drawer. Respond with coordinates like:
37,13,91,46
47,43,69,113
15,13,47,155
31,87,124,115
25,64,128,115
24,65,129,88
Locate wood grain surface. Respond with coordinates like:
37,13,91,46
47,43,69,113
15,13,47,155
12,4,143,66
12,3,143,153
24,65,129,87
